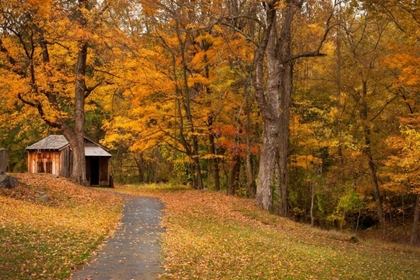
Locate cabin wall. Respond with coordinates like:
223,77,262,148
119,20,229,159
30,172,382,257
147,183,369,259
27,151,62,176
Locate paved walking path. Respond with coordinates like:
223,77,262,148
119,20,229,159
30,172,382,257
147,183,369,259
72,196,164,280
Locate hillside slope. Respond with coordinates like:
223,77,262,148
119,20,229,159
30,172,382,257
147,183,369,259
0,173,123,279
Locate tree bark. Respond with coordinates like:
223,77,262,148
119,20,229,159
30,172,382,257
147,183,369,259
360,81,385,232
177,23,203,189
411,193,420,245
209,125,221,191
310,181,315,226
229,153,241,196
132,154,145,183
245,89,256,198
68,41,88,185
255,120,278,210
254,2,278,211
275,61,293,217
254,1,297,214
153,147,161,183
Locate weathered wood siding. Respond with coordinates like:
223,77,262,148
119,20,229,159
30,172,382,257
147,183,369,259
86,157,110,186
27,148,71,177
99,157,109,186
0,148,7,173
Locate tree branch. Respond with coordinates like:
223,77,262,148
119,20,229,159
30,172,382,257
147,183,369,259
284,3,339,63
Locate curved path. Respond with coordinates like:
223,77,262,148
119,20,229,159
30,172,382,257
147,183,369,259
72,196,164,280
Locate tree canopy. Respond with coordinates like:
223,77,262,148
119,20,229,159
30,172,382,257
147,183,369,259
2,0,420,243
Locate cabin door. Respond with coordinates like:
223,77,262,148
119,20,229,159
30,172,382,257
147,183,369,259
90,158,100,185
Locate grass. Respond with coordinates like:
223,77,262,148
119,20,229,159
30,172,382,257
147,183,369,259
1,178,420,279
0,173,123,279
115,184,420,280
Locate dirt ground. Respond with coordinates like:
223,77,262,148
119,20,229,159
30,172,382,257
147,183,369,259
71,196,164,280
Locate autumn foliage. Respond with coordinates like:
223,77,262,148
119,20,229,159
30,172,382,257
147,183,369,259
2,0,420,246
115,184,420,279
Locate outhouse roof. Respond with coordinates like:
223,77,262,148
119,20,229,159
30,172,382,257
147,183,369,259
26,135,111,157
26,135,69,151
85,146,112,157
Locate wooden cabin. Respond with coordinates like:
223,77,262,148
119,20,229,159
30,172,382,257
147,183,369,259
26,135,112,186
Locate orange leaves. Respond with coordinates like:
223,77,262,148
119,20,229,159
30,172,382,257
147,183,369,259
382,125,420,193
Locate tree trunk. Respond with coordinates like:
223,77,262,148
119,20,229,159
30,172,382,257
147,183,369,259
360,81,385,232
411,193,420,245
68,41,88,186
245,89,256,198
366,146,385,232
310,181,315,226
132,154,145,183
254,3,278,211
153,147,161,183
274,60,293,217
192,137,203,189
255,120,278,210
208,115,220,191
177,24,203,190
251,0,331,212
229,153,241,196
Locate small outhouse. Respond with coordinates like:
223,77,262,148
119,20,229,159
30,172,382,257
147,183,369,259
26,135,112,186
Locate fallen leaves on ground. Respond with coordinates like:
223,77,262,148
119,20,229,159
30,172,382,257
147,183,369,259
116,184,420,280
0,173,123,279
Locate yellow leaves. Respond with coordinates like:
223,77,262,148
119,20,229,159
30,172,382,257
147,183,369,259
0,173,123,279
188,74,210,87
382,125,420,193
114,185,420,280
291,155,322,169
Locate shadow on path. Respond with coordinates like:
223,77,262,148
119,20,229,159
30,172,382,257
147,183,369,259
72,196,164,280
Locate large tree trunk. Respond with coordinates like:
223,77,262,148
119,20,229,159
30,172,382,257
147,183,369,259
251,0,333,213
132,154,145,183
256,120,278,210
254,2,297,214
273,2,296,217
68,41,88,185
254,3,278,211
274,61,293,217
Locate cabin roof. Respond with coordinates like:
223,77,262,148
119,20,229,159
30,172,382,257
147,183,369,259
26,135,111,157
85,146,112,157
26,135,69,151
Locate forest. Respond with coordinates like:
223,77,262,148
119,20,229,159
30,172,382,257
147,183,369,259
1,0,420,244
